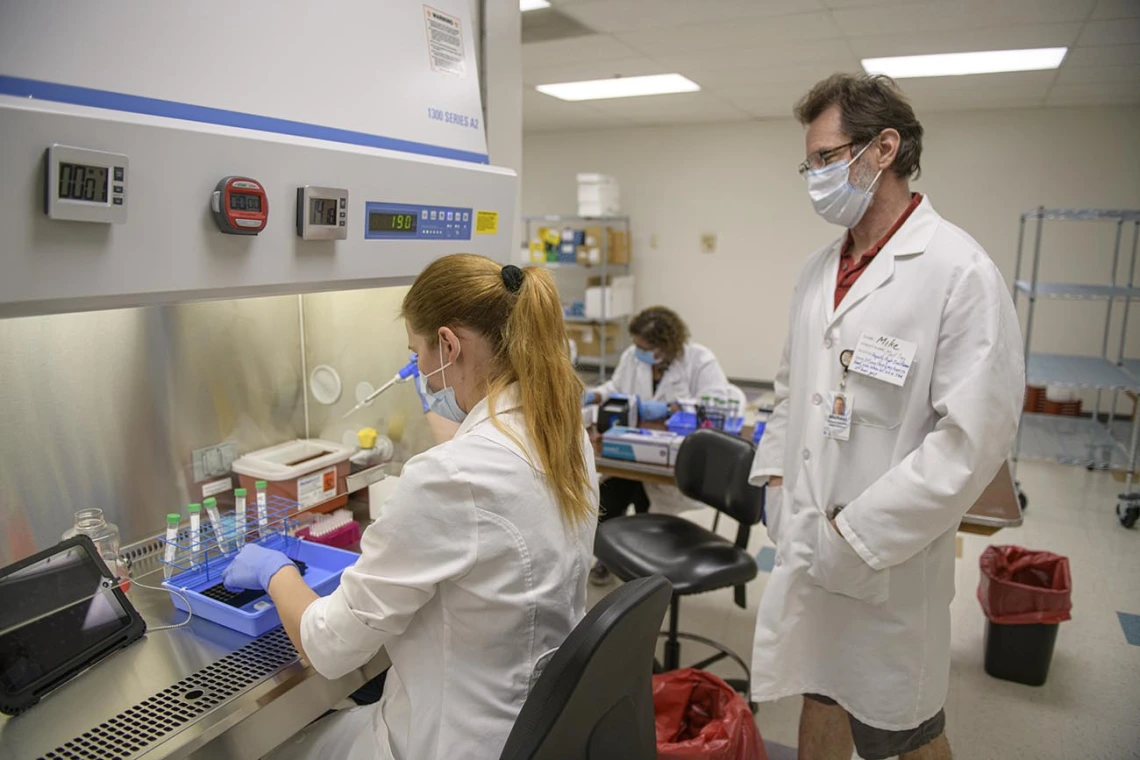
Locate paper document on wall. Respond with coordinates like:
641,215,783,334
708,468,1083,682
425,6,466,76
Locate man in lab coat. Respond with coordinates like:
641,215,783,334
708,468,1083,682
749,74,1024,760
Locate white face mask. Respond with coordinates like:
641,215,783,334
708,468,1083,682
805,142,883,228
418,341,467,423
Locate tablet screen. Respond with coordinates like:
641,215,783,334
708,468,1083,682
0,545,132,693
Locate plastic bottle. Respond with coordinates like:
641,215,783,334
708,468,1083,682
163,513,180,579
255,480,269,532
188,503,202,567
204,496,227,554
234,488,248,544
63,508,128,587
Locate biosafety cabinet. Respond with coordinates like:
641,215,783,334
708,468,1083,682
0,0,517,317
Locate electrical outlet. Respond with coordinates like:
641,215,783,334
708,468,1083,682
192,441,238,482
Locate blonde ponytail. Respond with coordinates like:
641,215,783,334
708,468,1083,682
401,255,593,525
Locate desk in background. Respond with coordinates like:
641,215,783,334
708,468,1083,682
593,425,1022,536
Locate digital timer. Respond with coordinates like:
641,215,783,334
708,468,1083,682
296,186,349,240
44,144,128,224
211,176,269,235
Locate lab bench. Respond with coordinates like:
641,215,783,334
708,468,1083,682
0,541,388,760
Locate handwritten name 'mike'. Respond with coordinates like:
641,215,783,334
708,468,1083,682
875,335,901,351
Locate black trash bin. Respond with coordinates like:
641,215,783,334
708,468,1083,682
977,545,1072,687
983,620,1059,686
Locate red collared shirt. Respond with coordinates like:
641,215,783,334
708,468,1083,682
835,193,923,308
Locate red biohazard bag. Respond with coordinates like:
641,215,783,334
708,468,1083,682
653,668,768,760
977,545,1072,625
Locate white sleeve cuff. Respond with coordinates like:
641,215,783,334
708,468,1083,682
835,511,885,571
300,590,386,680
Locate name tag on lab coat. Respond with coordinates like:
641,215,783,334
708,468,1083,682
848,331,916,387
823,392,852,441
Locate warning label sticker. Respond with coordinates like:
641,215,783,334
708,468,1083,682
424,6,466,77
476,211,499,235
297,466,338,509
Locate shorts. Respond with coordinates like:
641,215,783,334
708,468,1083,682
804,693,945,760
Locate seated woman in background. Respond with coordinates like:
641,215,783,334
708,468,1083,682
583,305,729,585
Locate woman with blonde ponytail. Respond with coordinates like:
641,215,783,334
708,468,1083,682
228,254,599,760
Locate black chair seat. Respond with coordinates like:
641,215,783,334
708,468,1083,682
595,514,758,596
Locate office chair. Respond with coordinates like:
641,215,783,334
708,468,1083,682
593,429,765,698
498,575,672,760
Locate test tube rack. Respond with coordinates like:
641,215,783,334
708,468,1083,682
158,495,300,585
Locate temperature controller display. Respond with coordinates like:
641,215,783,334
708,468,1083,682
368,212,418,234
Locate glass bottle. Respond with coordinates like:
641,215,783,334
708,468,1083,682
62,508,129,587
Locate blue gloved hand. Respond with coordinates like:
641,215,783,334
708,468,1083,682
222,544,295,592
415,374,431,413
582,391,598,406
639,399,670,421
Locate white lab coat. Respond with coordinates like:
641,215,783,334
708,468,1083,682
282,386,598,760
593,342,730,515
749,196,1023,730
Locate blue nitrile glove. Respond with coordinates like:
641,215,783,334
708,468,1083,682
639,399,670,421
223,544,295,592
582,391,598,405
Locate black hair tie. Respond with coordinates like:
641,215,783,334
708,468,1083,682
501,264,525,293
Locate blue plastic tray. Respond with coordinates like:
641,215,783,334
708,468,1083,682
666,411,745,437
162,538,358,637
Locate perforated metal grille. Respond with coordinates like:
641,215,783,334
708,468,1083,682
38,627,298,760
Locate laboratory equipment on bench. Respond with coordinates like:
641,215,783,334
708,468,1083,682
160,495,357,636
61,508,128,586
297,508,362,549
601,427,683,466
232,439,354,511
296,185,349,240
597,394,640,434
342,353,421,419
43,144,128,223
211,176,269,235
0,535,146,715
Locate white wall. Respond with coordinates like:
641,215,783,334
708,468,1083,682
523,107,1140,382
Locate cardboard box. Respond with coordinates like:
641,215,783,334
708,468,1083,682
565,322,622,358
601,426,684,466
586,285,634,320
584,226,631,264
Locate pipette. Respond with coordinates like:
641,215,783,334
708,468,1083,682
342,354,420,419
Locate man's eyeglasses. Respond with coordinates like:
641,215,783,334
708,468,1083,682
798,142,854,176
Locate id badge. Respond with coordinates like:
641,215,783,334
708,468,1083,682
823,391,852,441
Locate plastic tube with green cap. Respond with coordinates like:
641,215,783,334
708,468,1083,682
234,488,248,545
255,481,269,532
187,503,202,567
204,496,227,554
163,513,180,579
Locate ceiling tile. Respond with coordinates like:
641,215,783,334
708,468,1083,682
523,90,638,131
522,34,643,69
614,12,842,55
1091,0,1140,19
1046,81,1140,105
834,0,1095,37
730,97,812,119
845,23,1083,58
524,57,667,87
584,91,751,124
1064,44,1140,67
652,43,858,75
558,0,824,34
1055,64,1140,84
716,81,830,118
1078,18,1140,46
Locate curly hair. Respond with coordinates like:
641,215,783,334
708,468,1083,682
629,306,689,364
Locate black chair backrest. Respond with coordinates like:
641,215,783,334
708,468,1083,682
498,575,672,760
674,428,766,527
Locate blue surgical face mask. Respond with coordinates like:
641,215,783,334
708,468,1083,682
419,341,467,423
635,347,661,366
805,141,883,228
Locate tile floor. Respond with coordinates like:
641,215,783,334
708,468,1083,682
588,458,1140,759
